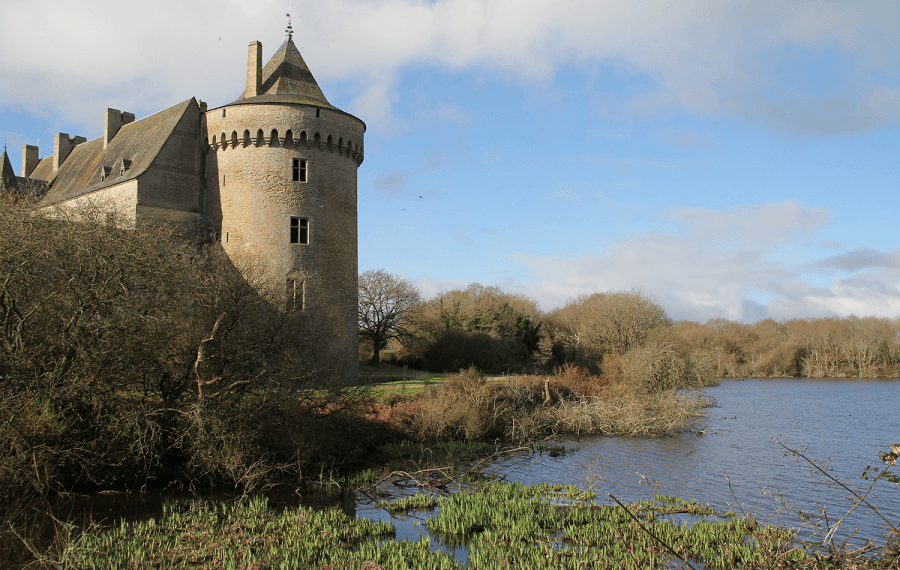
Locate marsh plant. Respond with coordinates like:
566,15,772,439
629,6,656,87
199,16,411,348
23,443,900,569
42,483,807,569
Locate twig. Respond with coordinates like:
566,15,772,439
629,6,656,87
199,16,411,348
609,493,698,570
777,439,898,536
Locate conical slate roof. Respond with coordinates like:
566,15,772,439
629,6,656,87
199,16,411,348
235,36,333,108
0,148,18,191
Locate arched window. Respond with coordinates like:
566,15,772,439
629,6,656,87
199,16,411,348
230,131,238,147
211,135,217,147
314,132,321,144
270,129,279,146
299,131,308,143
285,129,294,145
338,137,343,153
256,129,265,146
220,133,226,148
243,130,251,146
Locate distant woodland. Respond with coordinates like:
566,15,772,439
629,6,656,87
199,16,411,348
361,273,900,380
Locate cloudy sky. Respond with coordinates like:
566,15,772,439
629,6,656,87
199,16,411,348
2,0,899,321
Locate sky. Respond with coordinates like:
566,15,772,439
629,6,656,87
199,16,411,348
1,0,899,322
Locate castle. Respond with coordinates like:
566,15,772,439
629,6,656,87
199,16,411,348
0,28,365,384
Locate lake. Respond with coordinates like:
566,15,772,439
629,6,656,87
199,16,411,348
5,378,898,567
359,378,900,555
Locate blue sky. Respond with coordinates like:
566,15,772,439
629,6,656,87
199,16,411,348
2,0,899,321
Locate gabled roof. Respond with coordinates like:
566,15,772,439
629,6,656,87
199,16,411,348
37,98,199,207
234,36,334,108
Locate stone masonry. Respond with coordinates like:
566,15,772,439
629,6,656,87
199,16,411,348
8,31,366,385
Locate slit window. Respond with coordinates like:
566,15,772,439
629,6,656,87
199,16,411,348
290,217,309,244
292,158,307,182
287,278,305,310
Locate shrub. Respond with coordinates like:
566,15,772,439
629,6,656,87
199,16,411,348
0,202,382,495
422,329,526,373
621,341,717,393
410,368,510,441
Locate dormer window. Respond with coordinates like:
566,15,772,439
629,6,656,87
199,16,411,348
99,165,111,182
112,158,132,177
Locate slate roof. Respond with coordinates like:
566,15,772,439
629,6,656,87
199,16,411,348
234,36,334,108
0,149,47,197
37,98,199,207
0,148,16,191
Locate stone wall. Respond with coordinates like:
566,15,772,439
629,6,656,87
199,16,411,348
203,102,365,385
41,179,139,228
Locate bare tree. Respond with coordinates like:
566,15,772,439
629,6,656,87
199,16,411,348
548,289,671,366
358,269,421,363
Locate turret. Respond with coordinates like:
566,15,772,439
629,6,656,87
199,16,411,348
201,32,365,385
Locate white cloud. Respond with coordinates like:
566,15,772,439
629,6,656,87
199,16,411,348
505,200,900,321
412,276,473,300
3,0,899,134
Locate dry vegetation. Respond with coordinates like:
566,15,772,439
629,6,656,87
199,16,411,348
377,366,713,443
0,200,397,498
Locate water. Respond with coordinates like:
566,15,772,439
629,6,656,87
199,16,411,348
6,378,898,566
360,378,900,554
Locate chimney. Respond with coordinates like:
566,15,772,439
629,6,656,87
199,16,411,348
21,145,39,177
104,108,135,149
246,41,262,98
53,133,84,170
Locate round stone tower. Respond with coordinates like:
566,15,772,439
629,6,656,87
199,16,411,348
202,32,365,385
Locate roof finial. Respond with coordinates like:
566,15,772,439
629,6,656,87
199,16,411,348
286,8,293,40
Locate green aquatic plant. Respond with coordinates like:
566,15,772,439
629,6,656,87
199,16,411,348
380,493,440,514
45,480,900,569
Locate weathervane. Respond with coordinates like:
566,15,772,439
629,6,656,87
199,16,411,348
286,7,293,40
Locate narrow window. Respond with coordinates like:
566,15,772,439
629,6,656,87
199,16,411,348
222,109,226,117
292,158,308,182
289,216,309,244
316,108,320,117
287,278,305,310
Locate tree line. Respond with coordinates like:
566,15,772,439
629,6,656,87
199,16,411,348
359,270,900,380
